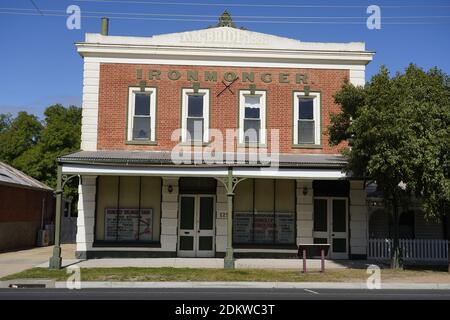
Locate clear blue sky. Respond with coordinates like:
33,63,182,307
1,0,450,117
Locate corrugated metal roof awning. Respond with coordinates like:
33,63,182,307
59,150,347,169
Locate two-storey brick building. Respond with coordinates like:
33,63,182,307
56,14,376,266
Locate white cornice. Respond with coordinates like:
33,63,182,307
76,43,374,66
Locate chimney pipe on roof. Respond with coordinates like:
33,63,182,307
101,17,109,36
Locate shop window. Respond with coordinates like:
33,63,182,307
233,179,296,246
293,91,321,145
95,176,161,244
127,87,156,142
239,90,266,145
181,88,209,143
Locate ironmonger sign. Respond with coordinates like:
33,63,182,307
136,68,310,84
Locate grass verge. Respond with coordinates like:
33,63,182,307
1,267,449,282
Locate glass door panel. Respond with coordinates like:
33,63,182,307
313,199,328,244
178,195,215,257
331,199,348,258
178,196,196,257
197,196,215,257
312,198,348,259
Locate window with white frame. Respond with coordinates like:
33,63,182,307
127,87,156,142
239,90,266,144
181,88,209,143
293,92,321,145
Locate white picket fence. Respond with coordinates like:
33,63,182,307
368,239,449,262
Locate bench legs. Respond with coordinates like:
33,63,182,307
321,249,325,273
302,249,307,273
301,249,326,273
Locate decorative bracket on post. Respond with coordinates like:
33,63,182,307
215,168,246,269
215,176,247,195
61,174,79,190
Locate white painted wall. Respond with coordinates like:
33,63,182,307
160,177,179,252
215,183,228,254
349,180,369,255
349,69,366,86
296,180,314,244
80,60,99,151
76,176,97,253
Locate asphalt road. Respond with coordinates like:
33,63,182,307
1,288,450,300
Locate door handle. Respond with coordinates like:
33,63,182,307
184,231,190,235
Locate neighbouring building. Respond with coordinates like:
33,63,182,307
54,13,448,264
0,162,55,252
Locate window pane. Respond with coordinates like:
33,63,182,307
245,107,260,119
233,212,253,244
244,95,261,119
332,200,346,233
314,199,328,232
298,120,315,144
132,117,150,139
253,214,274,244
188,95,204,117
180,197,195,230
299,98,314,119
187,118,204,141
199,197,214,230
275,213,295,244
275,180,295,212
135,93,151,116
244,119,260,143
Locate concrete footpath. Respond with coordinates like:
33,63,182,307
35,258,370,269
1,280,450,290
0,244,75,278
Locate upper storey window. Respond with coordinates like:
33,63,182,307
239,90,266,145
293,91,321,146
127,87,157,142
181,88,210,143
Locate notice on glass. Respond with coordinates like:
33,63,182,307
275,213,295,244
105,208,152,241
253,213,274,243
233,212,253,244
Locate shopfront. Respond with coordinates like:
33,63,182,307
49,12,374,268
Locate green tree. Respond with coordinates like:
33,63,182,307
329,64,450,268
14,104,81,201
1,105,81,209
0,113,12,133
0,111,43,164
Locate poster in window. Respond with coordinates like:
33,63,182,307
253,213,274,243
275,212,295,244
233,212,253,244
105,208,153,241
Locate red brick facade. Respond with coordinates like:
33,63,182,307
97,63,348,154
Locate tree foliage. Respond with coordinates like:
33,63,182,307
329,64,450,267
0,104,81,201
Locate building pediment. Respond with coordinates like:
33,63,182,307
152,27,306,49
83,26,366,53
